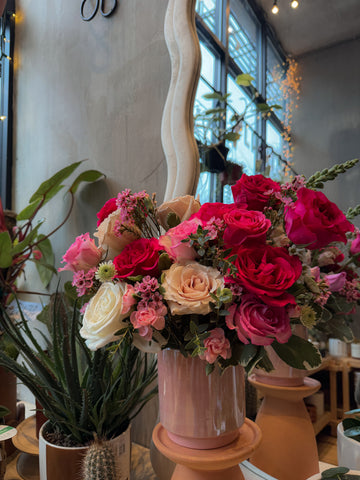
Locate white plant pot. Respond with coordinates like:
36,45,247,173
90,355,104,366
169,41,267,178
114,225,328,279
328,338,348,357
337,422,360,471
39,421,131,480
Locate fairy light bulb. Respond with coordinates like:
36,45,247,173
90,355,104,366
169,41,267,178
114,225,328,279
290,0,299,8
272,1,279,14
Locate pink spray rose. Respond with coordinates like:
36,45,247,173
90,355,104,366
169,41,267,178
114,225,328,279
231,174,281,211
199,328,231,364
130,303,167,339
59,233,103,273
351,234,360,256
226,294,292,345
284,187,354,250
325,272,347,292
230,245,303,306
159,218,201,261
223,208,271,247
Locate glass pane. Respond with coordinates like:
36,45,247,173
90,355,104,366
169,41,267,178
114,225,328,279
266,40,285,122
229,0,259,87
226,75,258,175
196,0,218,37
266,121,285,181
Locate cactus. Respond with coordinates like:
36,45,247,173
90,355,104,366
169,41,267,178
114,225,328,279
83,437,117,480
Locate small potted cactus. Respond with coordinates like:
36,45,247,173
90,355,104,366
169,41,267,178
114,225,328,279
0,294,157,480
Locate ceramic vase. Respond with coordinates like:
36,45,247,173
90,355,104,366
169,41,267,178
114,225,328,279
337,422,360,470
39,421,131,480
157,348,245,449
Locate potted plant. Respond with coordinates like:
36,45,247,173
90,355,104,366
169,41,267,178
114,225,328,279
0,294,157,480
337,409,360,471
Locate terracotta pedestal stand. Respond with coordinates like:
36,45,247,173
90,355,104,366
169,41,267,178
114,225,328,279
152,418,262,480
249,375,320,480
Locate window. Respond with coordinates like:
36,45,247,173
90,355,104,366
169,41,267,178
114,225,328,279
0,2,14,209
194,0,289,202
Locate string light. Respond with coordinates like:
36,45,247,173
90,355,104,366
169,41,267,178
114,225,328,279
271,0,279,14
290,0,299,8
0,116,7,121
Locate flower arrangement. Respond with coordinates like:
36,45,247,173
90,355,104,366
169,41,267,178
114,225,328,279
60,159,360,374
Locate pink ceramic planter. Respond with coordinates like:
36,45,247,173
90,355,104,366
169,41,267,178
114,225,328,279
157,349,245,449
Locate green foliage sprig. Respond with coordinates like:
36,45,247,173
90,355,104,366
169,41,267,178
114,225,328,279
346,205,360,220
306,158,359,189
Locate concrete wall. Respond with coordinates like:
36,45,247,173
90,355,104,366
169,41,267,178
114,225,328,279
12,0,170,447
292,38,360,228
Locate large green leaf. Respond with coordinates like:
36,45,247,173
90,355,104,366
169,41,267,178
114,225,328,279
272,335,322,370
34,235,56,288
0,232,13,268
69,170,104,194
29,161,82,203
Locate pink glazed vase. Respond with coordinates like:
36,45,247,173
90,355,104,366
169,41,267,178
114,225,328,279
157,349,245,450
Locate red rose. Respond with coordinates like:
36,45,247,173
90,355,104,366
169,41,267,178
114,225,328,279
226,294,292,345
284,187,354,250
114,238,161,278
231,174,281,210
96,197,118,227
189,202,235,223
230,245,302,306
223,208,271,247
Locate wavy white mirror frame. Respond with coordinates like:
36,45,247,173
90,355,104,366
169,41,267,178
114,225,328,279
161,0,201,201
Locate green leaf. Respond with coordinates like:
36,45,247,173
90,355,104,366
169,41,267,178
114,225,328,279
256,103,271,112
206,363,215,376
69,170,104,194
205,107,227,115
0,232,13,268
29,161,82,203
239,344,258,367
236,73,255,86
11,223,43,256
343,418,360,430
0,405,10,418
223,132,240,142
344,426,360,438
166,212,181,229
322,467,349,479
271,104,283,110
203,92,229,101
17,185,64,221
272,335,322,370
326,316,354,342
34,235,56,288
345,409,360,415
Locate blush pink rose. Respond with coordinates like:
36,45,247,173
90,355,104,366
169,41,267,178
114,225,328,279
223,208,271,247
59,233,103,272
325,272,347,292
96,197,118,227
157,195,201,230
231,174,281,211
121,284,137,314
130,304,167,339
226,294,292,345
199,328,231,364
285,187,355,250
189,202,235,223
159,219,201,261
230,245,303,306
114,238,161,279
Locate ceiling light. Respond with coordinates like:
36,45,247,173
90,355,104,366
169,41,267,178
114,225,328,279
272,0,279,14
290,0,299,8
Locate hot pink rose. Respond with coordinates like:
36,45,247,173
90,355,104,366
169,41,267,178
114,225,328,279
159,219,200,261
325,272,347,292
114,238,161,278
96,197,118,226
199,328,231,364
231,174,281,211
285,187,354,250
223,208,271,247
189,202,235,222
230,245,302,306
351,234,360,256
59,233,102,272
226,294,292,345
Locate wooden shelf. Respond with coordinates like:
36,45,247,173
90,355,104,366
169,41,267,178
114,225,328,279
313,411,332,436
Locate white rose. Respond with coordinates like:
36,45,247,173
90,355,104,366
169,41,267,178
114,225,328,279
80,282,131,350
162,262,224,315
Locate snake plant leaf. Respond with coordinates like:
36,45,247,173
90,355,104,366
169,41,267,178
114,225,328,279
272,335,322,370
0,231,13,268
69,169,104,194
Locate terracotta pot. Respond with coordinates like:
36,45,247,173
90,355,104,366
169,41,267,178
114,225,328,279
157,349,245,449
253,325,308,387
39,421,131,480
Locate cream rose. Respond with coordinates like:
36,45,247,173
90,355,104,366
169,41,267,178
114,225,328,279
162,262,224,315
80,282,131,350
94,209,139,260
157,195,201,230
